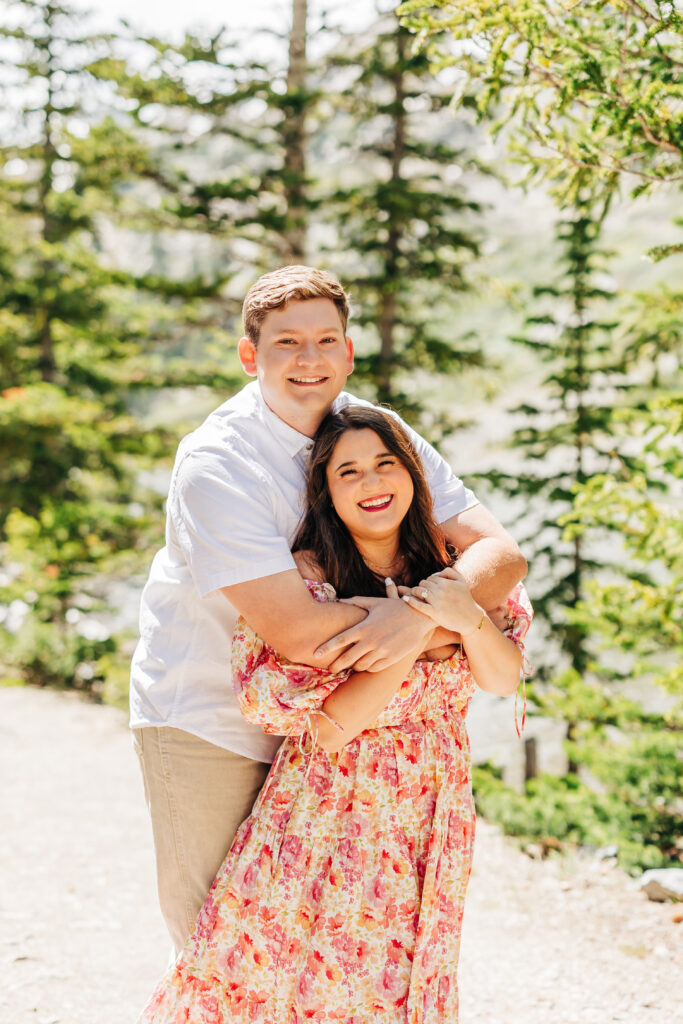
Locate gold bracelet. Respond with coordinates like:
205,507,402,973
460,612,486,638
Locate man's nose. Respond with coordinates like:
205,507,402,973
295,341,318,364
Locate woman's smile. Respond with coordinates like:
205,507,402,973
357,494,394,511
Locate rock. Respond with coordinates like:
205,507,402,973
639,868,683,902
595,843,619,861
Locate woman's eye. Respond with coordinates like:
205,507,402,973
378,459,395,467
339,469,357,477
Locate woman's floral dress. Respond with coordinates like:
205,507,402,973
138,581,532,1024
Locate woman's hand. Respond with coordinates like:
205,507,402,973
398,566,484,635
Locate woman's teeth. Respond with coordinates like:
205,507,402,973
358,495,393,510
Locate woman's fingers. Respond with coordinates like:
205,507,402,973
385,577,399,599
436,566,467,583
401,594,438,621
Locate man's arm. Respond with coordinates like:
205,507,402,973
222,570,434,670
441,503,527,609
313,503,527,671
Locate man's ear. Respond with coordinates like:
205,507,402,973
345,335,354,374
238,335,258,376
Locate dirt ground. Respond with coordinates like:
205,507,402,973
1,686,679,1024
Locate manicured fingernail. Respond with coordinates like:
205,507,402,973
385,577,393,585
402,595,410,602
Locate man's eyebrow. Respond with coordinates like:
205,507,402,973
274,326,343,335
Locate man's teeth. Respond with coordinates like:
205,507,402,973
359,496,392,509
290,376,326,382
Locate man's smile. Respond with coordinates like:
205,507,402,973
288,375,330,385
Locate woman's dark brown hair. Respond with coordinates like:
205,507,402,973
292,406,452,598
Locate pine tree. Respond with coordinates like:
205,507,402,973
322,10,486,440
0,0,241,697
103,0,319,275
484,199,632,679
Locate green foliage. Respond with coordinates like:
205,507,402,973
401,0,683,205
564,395,682,698
473,754,681,874
0,0,242,693
481,198,630,678
95,16,320,269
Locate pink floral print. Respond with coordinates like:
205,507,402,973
138,581,532,1024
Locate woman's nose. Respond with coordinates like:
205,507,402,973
360,468,381,490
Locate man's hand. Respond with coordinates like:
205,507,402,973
314,592,434,673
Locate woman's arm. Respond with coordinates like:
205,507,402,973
400,567,522,696
314,641,424,754
296,562,422,753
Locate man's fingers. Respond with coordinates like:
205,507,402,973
329,644,376,672
339,596,381,610
350,651,384,672
314,626,367,659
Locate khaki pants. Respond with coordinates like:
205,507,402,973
132,726,271,954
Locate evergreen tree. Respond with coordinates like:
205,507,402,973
0,0,241,697
485,199,630,680
323,9,486,440
102,0,319,275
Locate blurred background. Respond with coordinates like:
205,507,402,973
0,0,680,875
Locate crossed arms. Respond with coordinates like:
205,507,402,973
222,502,527,674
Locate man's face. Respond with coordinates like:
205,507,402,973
238,298,354,436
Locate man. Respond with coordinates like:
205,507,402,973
130,265,526,953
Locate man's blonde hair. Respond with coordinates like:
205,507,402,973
242,265,350,344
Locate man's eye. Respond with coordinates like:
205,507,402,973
320,337,336,344
278,338,295,345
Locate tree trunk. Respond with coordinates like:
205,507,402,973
282,0,308,264
378,24,407,403
37,2,58,382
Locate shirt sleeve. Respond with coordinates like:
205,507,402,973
168,447,297,596
385,411,479,524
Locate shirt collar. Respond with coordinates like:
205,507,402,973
255,385,315,459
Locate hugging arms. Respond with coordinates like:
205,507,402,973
221,500,525,677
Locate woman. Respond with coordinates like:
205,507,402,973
138,407,532,1024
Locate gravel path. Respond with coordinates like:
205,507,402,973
1,686,679,1024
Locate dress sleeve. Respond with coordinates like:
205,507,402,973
500,582,534,678
231,581,351,739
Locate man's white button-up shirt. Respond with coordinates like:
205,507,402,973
129,382,478,762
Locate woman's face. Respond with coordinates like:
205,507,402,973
325,428,414,544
